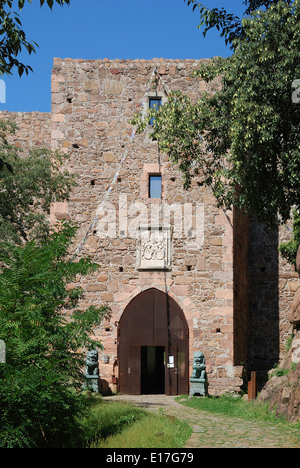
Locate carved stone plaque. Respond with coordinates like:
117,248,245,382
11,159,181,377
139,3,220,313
137,226,172,271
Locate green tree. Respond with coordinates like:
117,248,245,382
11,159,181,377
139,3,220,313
185,0,293,47
279,210,300,268
0,222,110,448
0,0,71,76
133,0,300,228
0,120,75,243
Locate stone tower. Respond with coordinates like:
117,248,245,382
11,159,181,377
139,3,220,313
1,56,297,396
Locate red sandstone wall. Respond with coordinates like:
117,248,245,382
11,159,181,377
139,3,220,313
0,111,51,152
50,57,239,394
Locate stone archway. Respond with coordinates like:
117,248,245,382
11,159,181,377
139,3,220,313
118,288,189,395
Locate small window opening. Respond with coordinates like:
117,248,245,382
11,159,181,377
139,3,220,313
119,267,123,272
67,97,72,104
149,174,162,199
216,328,221,334
72,143,79,149
149,97,162,125
90,180,96,186
186,265,192,271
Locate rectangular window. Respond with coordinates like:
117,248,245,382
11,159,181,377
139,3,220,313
149,97,162,125
149,175,162,199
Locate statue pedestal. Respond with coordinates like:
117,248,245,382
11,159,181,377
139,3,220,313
190,378,207,397
84,375,101,393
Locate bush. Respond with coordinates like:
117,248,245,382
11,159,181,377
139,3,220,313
0,223,109,448
85,402,192,449
79,400,147,446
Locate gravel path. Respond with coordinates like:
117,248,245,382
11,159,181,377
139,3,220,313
104,394,300,448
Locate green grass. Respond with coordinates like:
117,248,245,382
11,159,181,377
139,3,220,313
176,394,300,428
79,398,192,448
92,412,192,448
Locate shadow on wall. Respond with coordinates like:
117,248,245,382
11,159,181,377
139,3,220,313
100,379,113,396
248,219,279,388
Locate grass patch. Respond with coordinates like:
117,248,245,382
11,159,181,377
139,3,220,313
79,399,146,446
91,412,192,448
78,398,192,448
176,394,300,428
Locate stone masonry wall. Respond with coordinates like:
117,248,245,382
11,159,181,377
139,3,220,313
0,111,51,152
50,57,241,394
248,220,300,387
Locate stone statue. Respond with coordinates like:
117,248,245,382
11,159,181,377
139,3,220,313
84,349,100,393
190,351,208,397
85,349,99,376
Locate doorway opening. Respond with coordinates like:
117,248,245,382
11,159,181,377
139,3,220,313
118,288,189,395
141,346,165,394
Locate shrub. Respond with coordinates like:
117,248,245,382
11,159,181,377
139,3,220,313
0,223,109,448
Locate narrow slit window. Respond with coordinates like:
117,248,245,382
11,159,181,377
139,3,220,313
149,97,162,125
149,175,162,199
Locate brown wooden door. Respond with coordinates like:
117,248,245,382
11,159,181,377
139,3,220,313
118,288,189,395
128,346,141,395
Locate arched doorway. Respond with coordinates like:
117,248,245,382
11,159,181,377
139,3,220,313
118,288,189,395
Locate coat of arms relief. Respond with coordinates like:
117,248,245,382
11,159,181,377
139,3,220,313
136,226,172,271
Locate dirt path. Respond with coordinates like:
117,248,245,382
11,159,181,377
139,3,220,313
104,394,300,448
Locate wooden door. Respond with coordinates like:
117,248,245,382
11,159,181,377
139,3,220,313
118,288,189,395
128,346,141,395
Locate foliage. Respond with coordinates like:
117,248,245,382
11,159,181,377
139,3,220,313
0,0,71,76
80,400,147,446
279,210,300,267
0,222,110,448
90,405,192,449
185,0,293,48
0,119,76,242
132,1,300,228
271,363,291,377
177,394,292,425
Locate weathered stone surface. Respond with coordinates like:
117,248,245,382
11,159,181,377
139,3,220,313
296,246,300,273
289,287,300,325
258,336,300,421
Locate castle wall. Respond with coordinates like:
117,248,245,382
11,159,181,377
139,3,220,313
50,57,241,394
0,111,51,152
1,57,298,395
248,220,299,385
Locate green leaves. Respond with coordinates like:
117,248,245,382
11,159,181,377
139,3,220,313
279,210,300,267
184,1,294,49
0,119,76,243
0,0,71,76
135,1,300,228
0,223,110,447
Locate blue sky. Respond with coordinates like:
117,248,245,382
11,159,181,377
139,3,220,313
1,0,245,113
